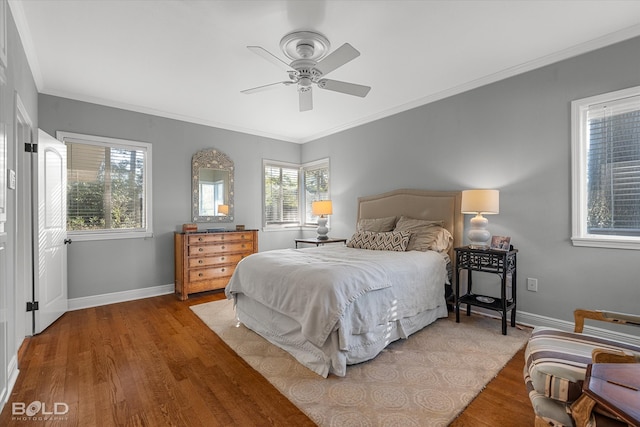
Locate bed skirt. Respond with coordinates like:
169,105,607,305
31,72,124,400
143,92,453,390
234,293,448,377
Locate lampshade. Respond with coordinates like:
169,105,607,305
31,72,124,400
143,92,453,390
312,200,333,216
218,204,229,215
461,190,499,248
461,190,499,214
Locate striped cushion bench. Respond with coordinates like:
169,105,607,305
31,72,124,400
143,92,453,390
525,327,640,404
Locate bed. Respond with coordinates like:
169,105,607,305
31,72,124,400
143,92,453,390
225,189,463,377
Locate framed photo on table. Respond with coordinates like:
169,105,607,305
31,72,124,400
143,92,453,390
490,235,511,251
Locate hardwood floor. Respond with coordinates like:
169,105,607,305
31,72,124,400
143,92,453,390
450,346,533,427
1,291,535,426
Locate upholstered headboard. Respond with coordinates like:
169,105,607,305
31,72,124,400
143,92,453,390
357,189,463,261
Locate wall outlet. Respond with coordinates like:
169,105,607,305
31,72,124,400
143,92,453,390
527,278,538,292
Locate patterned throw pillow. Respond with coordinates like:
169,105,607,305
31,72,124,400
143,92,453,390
347,230,411,251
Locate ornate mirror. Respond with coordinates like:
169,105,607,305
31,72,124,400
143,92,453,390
192,148,234,223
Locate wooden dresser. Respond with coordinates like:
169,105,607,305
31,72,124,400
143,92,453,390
174,230,257,300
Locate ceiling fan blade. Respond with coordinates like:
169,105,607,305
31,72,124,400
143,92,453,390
314,43,360,76
247,46,293,71
299,89,313,112
317,79,371,97
241,81,293,94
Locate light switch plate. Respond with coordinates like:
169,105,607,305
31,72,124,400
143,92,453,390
8,169,16,189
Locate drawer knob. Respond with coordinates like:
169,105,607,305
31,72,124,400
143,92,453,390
198,273,203,277
220,257,225,261
198,248,204,252
198,260,204,264
221,245,225,250
221,236,225,240
221,268,226,272
198,237,203,242
241,244,246,248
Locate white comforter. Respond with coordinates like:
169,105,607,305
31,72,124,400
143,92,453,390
225,246,447,350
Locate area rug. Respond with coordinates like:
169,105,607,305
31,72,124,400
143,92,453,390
191,299,531,427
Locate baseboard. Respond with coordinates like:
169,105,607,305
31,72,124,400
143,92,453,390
516,310,576,331
7,354,19,397
516,310,640,347
1,354,19,410
464,307,640,347
68,284,175,311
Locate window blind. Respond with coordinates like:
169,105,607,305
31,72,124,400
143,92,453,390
587,95,640,235
264,164,299,225
67,142,146,231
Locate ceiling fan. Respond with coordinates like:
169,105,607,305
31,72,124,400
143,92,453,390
241,31,371,112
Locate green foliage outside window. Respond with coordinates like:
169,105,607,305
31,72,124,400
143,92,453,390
67,147,144,231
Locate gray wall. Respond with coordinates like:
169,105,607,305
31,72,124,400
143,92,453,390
38,96,301,299
302,36,640,323
37,35,640,325
2,2,39,395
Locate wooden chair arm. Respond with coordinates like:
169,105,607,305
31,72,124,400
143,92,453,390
591,348,639,364
574,309,640,333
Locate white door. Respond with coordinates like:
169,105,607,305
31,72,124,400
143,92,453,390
34,129,67,334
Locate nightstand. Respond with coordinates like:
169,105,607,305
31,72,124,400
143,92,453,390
295,237,347,248
454,245,518,335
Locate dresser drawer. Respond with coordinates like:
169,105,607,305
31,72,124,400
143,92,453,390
188,241,253,256
189,265,236,282
188,232,254,245
186,278,229,294
188,253,245,268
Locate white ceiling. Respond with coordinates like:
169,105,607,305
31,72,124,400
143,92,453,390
10,1,640,143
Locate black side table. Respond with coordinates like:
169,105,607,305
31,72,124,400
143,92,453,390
454,246,518,335
295,237,347,248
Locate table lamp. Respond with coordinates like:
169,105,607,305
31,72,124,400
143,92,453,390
312,200,333,240
461,189,499,248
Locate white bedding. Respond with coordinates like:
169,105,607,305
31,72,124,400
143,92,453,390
225,245,449,376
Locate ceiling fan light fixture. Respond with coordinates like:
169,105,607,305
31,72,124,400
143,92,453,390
298,77,312,89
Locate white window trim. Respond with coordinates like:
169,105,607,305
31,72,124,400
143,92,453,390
262,158,330,232
57,131,153,242
262,159,302,232
571,85,640,250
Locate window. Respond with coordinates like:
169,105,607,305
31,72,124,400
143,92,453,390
571,86,640,249
58,132,153,241
263,158,329,230
264,161,299,227
303,160,330,225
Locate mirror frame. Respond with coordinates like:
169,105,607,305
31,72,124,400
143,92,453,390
192,148,234,223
